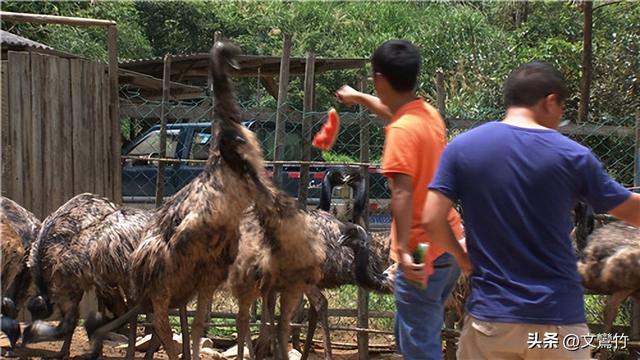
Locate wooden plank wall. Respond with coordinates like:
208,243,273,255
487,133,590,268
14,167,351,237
1,51,119,219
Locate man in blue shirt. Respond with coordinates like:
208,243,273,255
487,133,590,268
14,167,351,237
422,61,640,359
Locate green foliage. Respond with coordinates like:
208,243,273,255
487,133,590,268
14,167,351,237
321,151,358,164
2,1,637,181
1,1,152,62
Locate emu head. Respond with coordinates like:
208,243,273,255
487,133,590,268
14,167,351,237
210,40,241,75
1,297,17,319
338,223,368,250
26,294,53,320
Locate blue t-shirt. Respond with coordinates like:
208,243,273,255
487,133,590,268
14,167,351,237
429,121,631,324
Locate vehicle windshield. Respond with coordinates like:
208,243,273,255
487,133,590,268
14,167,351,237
128,129,180,158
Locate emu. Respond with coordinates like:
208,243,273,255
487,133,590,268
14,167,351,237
88,40,275,360
229,177,335,360
293,169,393,360
574,202,639,356
298,168,470,359
1,197,41,350
22,193,150,359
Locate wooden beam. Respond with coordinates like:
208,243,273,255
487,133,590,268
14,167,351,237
119,68,203,94
0,11,116,27
273,33,292,185
107,25,121,203
298,52,315,208
155,54,171,208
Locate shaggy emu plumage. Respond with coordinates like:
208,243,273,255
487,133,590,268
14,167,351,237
229,177,336,360
89,40,274,360
22,193,150,358
0,197,41,349
574,203,640,339
294,169,393,360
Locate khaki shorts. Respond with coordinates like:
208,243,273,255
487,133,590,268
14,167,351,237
457,315,591,360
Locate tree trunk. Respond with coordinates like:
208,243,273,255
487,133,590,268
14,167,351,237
578,0,593,123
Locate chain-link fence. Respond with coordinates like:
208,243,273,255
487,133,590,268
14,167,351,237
119,89,638,354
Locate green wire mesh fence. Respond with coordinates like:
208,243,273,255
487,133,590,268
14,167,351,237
119,88,638,352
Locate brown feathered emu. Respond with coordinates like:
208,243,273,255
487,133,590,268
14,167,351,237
298,168,470,359
574,202,639,356
0,197,41,349
292,169,393,360
229,175,336,360
88,40,274,360
21,193,150,359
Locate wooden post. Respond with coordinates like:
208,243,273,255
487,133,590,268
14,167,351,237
107,25,121,204
273,33,292,186
155,54,171,208
436,69,447,128
298,52,315,208
357,76,370,360
632,111,640,341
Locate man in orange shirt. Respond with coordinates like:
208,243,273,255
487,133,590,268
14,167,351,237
337,40,470,359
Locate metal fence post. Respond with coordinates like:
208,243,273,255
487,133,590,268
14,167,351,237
154,54,171,208
357,76,370,360
298,52,315,208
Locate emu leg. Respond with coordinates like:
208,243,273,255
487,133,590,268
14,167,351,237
256,292,277,360
180,306,191,360
301,303,319,360
144,333,162,360
290,300,305,352
303,286,331,360
57,301,81,359
191,286,215,360
152,297,180,360
236,297,253,360
306,287,331,360
125,312,137,360
597,290,634,360
277,287,304,360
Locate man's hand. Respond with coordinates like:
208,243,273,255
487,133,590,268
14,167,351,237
400,251,427,286
335,85,361,107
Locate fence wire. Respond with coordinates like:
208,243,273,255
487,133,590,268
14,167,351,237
119,89,638,348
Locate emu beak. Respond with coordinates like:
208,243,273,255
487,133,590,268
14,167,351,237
227,58,241,70
338,233,350,246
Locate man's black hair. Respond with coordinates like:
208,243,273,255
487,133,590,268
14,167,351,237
503,61,568,107
371,39,420,92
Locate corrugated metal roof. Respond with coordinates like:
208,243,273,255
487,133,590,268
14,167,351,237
120,52,367,80
0,30,54,50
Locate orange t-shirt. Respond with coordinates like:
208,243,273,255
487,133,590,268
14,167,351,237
381,98,463,270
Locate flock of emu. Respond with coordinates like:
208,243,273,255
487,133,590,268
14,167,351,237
1,40,639,360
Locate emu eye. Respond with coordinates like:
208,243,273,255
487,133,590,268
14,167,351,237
234,135,246,144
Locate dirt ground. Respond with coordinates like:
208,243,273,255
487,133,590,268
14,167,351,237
4,325,400,360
